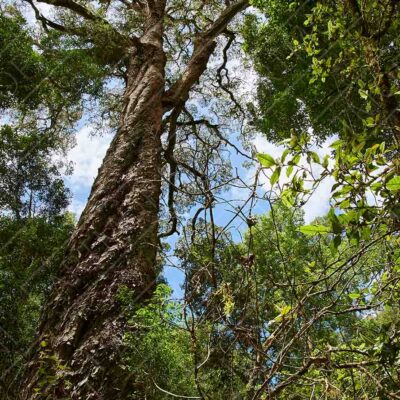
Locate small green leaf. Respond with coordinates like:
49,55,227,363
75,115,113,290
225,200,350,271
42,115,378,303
280,304,292,316
281,148,290,162
270,167,281,185
330,139,344,149
364,117,375,127
281,190,294,207
257,153,276,168
359,89,368,100
328,208,343,234
387,176,400,192
299,225,330,235
333,234,342,249
322,154,329,168
348,293,360,300
310,151,320,164
292,154,301,165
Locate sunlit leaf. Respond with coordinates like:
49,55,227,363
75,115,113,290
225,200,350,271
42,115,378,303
257,153,276,168
298,225,330,235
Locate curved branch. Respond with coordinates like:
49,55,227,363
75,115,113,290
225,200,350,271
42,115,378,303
26,0,138,46
159,106,182,239
36,0,105,22
162,0,249,110
216,31,245,114
179,108,254,161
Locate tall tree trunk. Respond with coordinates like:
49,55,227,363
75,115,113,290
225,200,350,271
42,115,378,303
20,1,248,398
20,18,166,400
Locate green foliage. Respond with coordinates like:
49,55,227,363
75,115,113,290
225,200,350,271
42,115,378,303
258,131,399,251
0,214,74,397
0,10,44,109
0,125,71,219
118,284,198,399
0,8,107,113
298,224,330,235
245,0,400,143
34,339,71,399
174,202,400,398
246,3,400,396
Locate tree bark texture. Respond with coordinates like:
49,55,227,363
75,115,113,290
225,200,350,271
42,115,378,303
20,15,166,400
19,1,248,398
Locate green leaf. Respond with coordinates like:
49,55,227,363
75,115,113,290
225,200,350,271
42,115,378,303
292,154,301,165
280,304,292,316
298,225,330,235
310,151,320,164
387,176,400,192
359,89,368,100
257,153,276,168
348,293,360,300
281,148,290,162
308,261,316,268
281,189,294,207
364,117,375,127
322,154,330,168
333,234,342,249
270,167,281,185
328,208,343,234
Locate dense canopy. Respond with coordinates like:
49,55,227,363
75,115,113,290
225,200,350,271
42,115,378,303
0,1,399,399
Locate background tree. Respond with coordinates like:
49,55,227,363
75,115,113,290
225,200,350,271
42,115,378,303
244,0,400,143
240,1,400,397
136,203,399,399
0,8,79,397
0,215,74,400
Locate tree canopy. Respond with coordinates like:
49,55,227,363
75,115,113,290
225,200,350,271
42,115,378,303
0,0,399,399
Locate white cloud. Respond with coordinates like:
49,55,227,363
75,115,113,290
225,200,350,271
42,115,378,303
65,125,112,217
302,175,334,223
68,199,87,219
67,125,111,188
19,1,54,26
252,135,285,159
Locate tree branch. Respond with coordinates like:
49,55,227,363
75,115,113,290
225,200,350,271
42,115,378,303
36,0,104,21
27,0,138,45
178,109,254,161
162,0,249,110
159,106,182,239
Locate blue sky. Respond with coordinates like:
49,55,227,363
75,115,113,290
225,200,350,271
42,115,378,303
27,0,336,297
22,0,336,235
64,122,335,297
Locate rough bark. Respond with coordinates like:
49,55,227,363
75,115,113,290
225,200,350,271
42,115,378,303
20,9,166,400
19,1,248,398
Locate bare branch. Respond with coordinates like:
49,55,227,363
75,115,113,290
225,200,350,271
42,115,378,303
25,0,138,46
179,108,254,161
35,0,104,22
159,106,182,239
162,0,249,110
